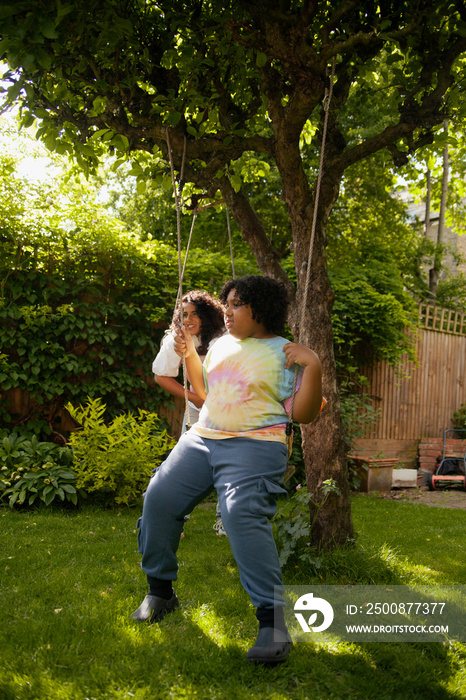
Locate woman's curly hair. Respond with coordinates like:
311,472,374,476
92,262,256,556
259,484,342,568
170,290,225,355
219,275,289,336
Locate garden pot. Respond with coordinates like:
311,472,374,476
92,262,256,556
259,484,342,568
349,456,399,492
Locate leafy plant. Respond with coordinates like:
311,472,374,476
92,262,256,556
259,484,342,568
0,429,83,507
452,402,466,431
330,260,418,376
0,431,73,469
436,272,466,312
282,422,305,491
67,397,176,505
1,462,83,507
274,479,341,568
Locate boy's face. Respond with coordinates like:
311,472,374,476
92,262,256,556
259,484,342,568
223,288,274,340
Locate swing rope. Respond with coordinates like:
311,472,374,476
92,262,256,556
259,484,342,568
226,206,235,277
165,129,236,428
285,58,336,475
166,129,191,427
175,210,198,309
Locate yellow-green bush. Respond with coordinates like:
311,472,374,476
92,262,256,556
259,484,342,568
67,397,176,505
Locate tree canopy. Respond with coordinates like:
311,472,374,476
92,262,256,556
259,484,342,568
2,0,466,546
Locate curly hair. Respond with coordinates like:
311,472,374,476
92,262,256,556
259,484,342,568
170,290,225,355
219,275,289,336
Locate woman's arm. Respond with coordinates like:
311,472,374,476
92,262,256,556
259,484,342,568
282,343,323,424
173,327,207,400
153,374,204,408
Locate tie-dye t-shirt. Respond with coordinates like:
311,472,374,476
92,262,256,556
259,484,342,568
192,334,302,444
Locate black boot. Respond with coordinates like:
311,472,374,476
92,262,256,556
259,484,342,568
247,627,293,664
131,590,179,624
247,606,293,664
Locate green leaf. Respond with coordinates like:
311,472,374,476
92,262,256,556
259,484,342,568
43,490,56,506
0,6,19,21
40,22,59,40
167,111,182,127
9,492,19,507
256,51,267,68
229,173,242,192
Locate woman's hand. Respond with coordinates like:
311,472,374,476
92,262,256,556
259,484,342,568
174,327,196,358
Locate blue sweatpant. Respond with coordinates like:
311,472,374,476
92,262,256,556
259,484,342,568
137,431,288,609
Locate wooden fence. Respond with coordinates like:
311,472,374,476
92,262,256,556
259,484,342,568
354,304,466,466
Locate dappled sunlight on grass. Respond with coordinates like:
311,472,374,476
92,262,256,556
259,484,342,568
190,602,248,651
2,501,466,699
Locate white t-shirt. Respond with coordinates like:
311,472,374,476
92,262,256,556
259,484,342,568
152,332,201,377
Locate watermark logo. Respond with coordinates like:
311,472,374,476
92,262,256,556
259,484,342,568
283,585,464,643
294,592,334,633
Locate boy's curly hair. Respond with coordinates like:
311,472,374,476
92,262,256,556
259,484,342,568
170,290,225,355
219,275,289,336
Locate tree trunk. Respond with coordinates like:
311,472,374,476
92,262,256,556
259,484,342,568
287,206,354,548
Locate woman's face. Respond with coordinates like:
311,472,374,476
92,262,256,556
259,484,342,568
182,302,202,336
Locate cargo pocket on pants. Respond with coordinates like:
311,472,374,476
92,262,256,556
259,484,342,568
136,516,143,553
250,477,287,519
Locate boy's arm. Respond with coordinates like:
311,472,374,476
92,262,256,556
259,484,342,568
283,343,323,424
173,327,207,400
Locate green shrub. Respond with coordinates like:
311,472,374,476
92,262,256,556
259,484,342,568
329,260,417,375
1,462,83,507
67,397,176,505
0,430,84,507
452,402,466,431
0,431,73,469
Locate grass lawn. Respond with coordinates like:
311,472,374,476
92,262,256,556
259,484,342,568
1,495,466,700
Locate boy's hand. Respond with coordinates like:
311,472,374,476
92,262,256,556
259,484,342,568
282,342,323,424
282,342,318,370
174,327,195,358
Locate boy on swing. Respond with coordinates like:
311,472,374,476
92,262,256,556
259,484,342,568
132,275,323,664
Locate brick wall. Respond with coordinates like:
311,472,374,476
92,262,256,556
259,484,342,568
418,437,466,473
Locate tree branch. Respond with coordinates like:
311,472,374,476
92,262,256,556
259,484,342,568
217,176,296,302
328,34,466,172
